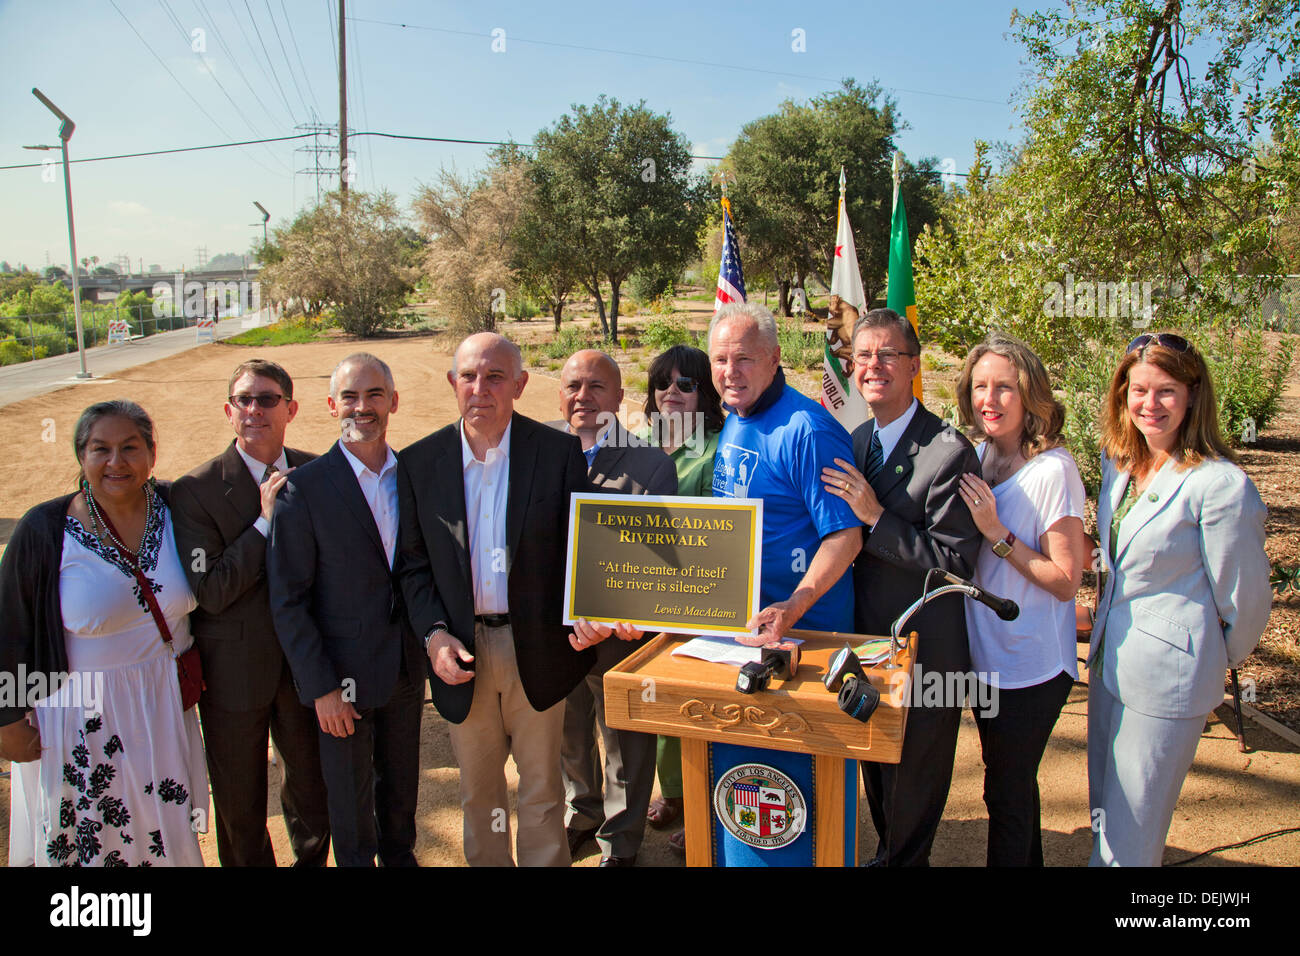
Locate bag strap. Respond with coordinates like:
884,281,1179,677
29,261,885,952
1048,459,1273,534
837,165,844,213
95,506,176,650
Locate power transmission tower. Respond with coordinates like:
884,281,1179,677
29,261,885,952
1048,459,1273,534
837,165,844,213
194,246,209,271
295,117,354,206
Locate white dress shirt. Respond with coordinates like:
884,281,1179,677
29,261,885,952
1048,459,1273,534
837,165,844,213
873,396,919,466
235,444,289,537
461,420,511,614
338,441,399,568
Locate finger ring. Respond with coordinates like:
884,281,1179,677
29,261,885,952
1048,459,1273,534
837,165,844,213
974,497,981,505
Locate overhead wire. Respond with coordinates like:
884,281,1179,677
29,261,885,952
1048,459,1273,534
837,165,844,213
107,0,284,177
195,0,294,131
158,0,292,173
281,0,323,118
348,15,1009,107
0,134,313,171
264,0,313,119
348,13,373,189
239,0,298,125
2,130,970,177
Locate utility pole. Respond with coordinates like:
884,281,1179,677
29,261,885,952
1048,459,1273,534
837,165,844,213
338,0,347,197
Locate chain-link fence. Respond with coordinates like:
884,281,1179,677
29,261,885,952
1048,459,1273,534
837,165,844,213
0,306,205,366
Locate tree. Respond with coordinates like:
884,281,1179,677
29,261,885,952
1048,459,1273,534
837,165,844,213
724,79,943,313
913,1,1299,490
260,190,414,336
529,96,705,341
414,158,528,334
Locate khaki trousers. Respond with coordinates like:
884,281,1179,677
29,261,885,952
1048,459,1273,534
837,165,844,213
447,621,569,867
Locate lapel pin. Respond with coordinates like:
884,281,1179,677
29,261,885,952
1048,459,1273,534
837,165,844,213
894,465,904,474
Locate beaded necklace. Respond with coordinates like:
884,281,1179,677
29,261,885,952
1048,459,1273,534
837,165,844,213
82,477,155,558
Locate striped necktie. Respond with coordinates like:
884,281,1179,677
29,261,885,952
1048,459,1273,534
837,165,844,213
864,430,884,482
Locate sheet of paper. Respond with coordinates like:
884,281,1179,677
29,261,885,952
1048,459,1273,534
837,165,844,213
672,636,804,668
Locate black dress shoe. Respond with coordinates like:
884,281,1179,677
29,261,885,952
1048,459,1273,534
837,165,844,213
598,855,637,867
566,825,597,857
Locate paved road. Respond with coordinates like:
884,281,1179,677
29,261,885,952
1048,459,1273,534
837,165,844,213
0,316,249,408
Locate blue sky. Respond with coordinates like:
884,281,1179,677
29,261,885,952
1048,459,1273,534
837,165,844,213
1,0,1030,272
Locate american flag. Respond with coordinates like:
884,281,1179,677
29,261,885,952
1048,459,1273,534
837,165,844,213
713,198,747,314
733,782,760,807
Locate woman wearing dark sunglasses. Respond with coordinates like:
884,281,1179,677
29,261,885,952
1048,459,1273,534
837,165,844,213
639,344,724,852
1088,332,1272,866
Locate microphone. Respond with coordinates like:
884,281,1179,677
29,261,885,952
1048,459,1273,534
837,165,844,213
736,642,801,694
938,570,1019,621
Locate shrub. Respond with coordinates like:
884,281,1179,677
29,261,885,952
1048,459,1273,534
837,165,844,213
1205,327,1294,444
776,317,821,370
543,325,598,360
0,339,31,365
641,317,691,352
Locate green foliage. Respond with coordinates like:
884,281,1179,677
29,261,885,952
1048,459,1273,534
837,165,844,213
776,317,821,370
528,96,706,341
225,320,326,347
261,189,414,337
1271,564,1300,597
543,325,599,360
1205,326,1295,442
725,79,944,307
641,317,692,352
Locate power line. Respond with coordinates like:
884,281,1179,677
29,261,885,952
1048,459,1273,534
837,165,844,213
0,129,970,178
281,0,322,117
225,0,295,125
264,0,312,119
158,0,292,172
0,133,313,170
348,11,373,189
348,16,1009,107
195,0,292,132
108,0,283,177
240,0,298,124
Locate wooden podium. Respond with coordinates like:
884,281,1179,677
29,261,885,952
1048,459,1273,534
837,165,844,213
604,628,915,867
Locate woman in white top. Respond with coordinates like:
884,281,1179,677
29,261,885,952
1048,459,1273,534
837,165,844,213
0,400,206,866
955,332,1088,866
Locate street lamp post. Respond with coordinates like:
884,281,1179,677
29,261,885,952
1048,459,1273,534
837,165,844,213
253,201,270,247
27,88,89,378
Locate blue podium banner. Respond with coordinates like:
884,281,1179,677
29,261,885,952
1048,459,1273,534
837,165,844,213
708,742,857,866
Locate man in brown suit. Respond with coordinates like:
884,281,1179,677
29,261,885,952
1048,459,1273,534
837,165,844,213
170,359,330,866
551,350,677,866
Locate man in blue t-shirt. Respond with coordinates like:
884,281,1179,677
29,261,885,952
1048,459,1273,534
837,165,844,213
709,303,861,638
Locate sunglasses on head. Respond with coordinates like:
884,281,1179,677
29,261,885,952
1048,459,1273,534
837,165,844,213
654,376,697,393
1127,333,1191,354
229,392,285,409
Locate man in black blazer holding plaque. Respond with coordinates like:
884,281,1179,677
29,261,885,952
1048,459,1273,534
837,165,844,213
397,332,593,866
550,349,676,867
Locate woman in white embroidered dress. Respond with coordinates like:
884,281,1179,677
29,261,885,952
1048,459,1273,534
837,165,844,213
1,400,206,866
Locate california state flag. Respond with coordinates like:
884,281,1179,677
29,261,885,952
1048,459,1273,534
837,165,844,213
821,174,869,431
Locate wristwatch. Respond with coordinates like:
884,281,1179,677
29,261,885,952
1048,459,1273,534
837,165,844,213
992,531,1017,559
423,625,449,651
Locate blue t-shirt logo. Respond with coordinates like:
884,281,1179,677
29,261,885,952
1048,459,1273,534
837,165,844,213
713,443,757,499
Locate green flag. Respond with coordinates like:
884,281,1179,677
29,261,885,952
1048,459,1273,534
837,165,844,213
886,188,922,401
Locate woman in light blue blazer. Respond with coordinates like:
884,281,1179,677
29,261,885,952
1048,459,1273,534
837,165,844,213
1090,332,1272,867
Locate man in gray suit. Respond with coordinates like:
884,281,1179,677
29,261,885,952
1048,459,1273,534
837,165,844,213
552,350,677,867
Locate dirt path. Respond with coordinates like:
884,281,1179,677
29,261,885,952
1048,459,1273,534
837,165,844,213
2,333,1297,867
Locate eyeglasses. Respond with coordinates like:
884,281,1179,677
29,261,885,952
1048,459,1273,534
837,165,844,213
229,393,285,409
1127,333,1190,354
854,348,916,365
653,376,697,393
